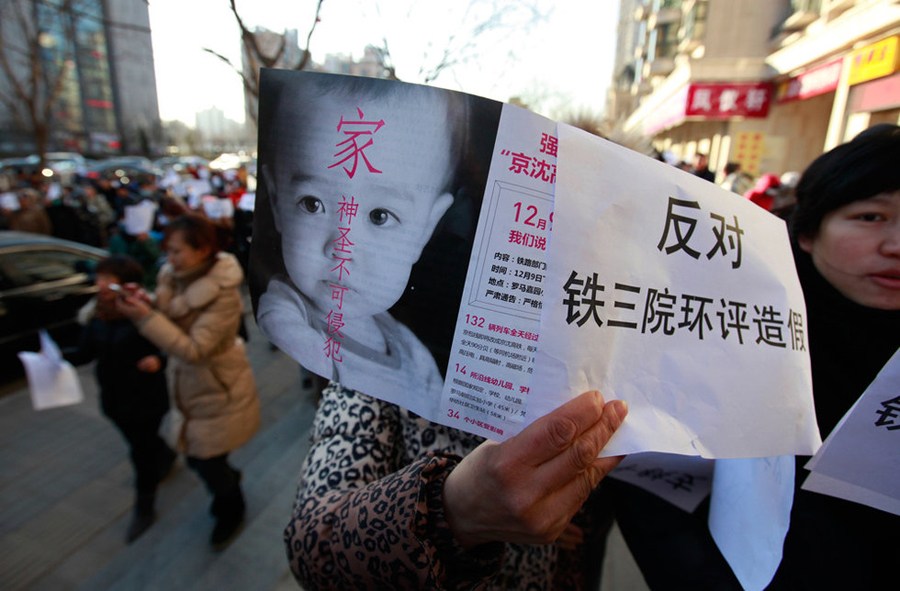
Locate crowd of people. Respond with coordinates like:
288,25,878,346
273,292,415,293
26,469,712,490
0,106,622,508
2,158,262,549
667,150,803,219
5,122,897,588
0,159,256,278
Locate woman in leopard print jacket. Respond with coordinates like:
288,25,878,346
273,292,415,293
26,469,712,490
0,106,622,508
284,383,627,590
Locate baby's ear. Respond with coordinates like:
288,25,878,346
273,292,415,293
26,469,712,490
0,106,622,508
260,163,282,234
424,192,454,239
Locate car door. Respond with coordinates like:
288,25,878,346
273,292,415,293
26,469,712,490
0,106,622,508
0,246,100,355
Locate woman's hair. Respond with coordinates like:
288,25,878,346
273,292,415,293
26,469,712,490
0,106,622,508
96,254,144,285
791,124,900,239
164,213,220,256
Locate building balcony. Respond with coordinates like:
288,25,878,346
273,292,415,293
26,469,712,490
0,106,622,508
648,7,682,29
772,1,822,43
781,9,820,32
678,36,703,54
822,0,856,20
644,56,676,78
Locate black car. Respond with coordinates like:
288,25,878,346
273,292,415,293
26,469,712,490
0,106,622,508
0,231,107,375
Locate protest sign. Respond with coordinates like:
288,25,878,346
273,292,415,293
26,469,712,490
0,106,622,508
122,200,157,236
527,123,820,458
250,69,820,460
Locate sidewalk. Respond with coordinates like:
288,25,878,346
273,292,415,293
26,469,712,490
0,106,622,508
1,315,314,591
0,312,647,590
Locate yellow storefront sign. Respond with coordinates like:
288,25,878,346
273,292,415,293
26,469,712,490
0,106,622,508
848,35,899,86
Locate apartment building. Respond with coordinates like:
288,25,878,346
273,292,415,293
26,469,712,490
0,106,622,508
614,0,900,178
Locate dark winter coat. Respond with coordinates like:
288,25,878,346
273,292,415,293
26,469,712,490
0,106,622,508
65,308,169,422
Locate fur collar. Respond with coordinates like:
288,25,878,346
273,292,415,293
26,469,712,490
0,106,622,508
155,252,243,318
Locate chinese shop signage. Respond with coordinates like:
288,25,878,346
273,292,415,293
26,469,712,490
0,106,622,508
685,82,772,118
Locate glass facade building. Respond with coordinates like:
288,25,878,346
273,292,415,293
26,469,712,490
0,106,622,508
0,0,160,156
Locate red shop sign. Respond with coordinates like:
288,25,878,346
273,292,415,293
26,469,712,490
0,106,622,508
776,59,842,103
685,82,772,118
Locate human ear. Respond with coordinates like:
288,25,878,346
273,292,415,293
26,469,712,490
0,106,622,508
261,163,282,234
414,192,454,262
797,233,814,254
424,192,454,238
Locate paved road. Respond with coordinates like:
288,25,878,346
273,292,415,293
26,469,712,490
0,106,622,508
0,310,647,590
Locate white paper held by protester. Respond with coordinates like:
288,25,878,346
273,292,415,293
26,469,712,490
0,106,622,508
802,348,900,514
122,200,157,236
0,192,19,210
18,331,84,410
709,456,795,591
529,124,820,458
609,452,713,512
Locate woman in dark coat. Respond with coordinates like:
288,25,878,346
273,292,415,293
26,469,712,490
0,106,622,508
608,124,899,590
767,123,900,590
65,255,175,543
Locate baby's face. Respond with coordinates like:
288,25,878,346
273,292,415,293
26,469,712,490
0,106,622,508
270,92,454,320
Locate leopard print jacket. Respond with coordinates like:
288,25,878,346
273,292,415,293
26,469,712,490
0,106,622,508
284,382,598,590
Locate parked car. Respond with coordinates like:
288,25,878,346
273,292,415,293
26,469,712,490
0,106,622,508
0,231,107,376
0,155,42,184
84,157,160,186
43,152,88,184
152,155,209,174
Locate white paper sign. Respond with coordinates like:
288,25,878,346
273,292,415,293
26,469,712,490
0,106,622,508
122,200,157,235
46,182,62,201
202,196,234,220
802,348,900,515
528,124,820,459
609,452,713,512
183,179,213,207
18,331,84,410
237,192,256,212
0,191,19,210
160,168,180,189
709,456,795,591
803,471,900,516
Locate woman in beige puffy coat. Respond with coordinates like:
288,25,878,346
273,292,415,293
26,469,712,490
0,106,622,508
119,213,260,550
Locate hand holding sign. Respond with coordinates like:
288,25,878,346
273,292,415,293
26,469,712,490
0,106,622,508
443,390,627,548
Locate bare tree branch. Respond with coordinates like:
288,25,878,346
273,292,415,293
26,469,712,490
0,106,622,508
295,0,325,71
202,47,258,97
0,0,80,162
202,0,325,127
373,0,548,86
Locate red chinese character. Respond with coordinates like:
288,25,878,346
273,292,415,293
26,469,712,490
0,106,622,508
328,107,384,178
332,226,354,254
331,255,351,281
530,158,555,183
323,335,343,361
326,309,345,337
338,195,359,223
540,133,558,156
502,149,531,174
330,284,349,309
